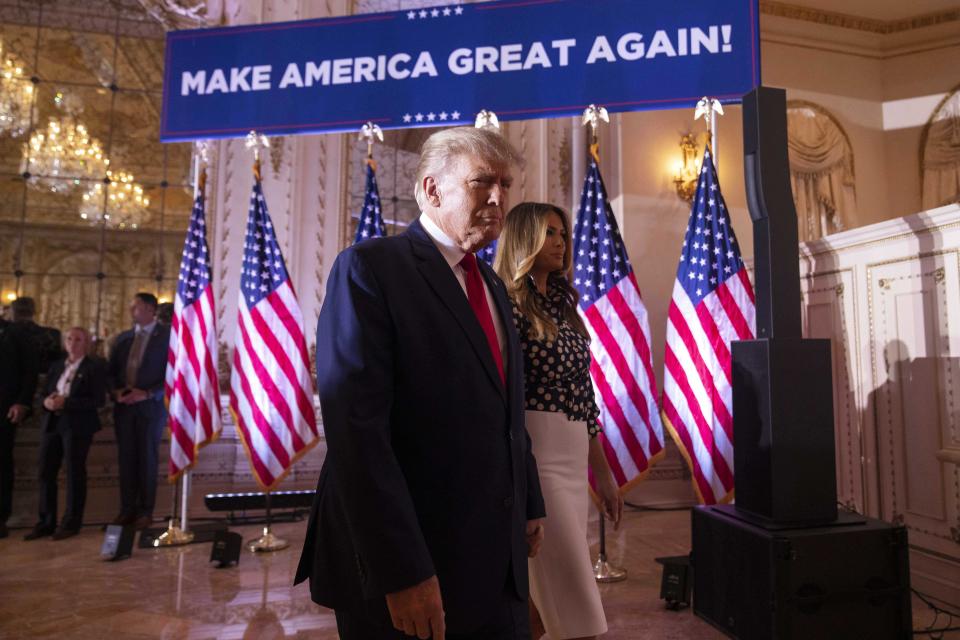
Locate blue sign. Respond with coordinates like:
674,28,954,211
161,0,760,142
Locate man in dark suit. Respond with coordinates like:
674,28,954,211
10,297,65,373
0,313,41,539
107,292,170,530
296,128,545,640
24,327,106,540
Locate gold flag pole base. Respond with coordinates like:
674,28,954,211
593,507,626,582
247,526,289,553
593,553,628,583
153,518,195,547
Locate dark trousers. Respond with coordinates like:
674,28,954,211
0,415,15,525
37,420,94,530
114,399,165,517
334,577,530,640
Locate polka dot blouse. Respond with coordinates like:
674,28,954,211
511,277,601,437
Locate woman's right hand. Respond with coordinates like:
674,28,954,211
596,472,624,530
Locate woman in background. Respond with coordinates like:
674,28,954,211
495,202,623,639
23,327,106,541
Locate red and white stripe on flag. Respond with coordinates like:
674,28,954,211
166,287,221,479
661,145,756,505
229,178,318,491
580,274,666,489
166,191,221,480
572,158,666,491
229,281,319,490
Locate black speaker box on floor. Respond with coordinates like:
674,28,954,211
210,530,242,568
101,524,135,561
692,506,912,640
655,555,692,609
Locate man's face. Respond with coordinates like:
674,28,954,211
430,153,513,253
129,297,155,326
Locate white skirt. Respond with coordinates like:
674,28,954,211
526,410,607,639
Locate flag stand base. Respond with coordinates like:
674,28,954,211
152,519,195,547
594,553,627,583
247,526,289,553
593,512,627,582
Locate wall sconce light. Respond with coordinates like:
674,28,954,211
4,292,16,302
672,133,701,202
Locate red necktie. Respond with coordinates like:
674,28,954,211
459,253,505,385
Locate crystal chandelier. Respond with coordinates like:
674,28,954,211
21,93,109,193
80,170,151,229
0,40,35,137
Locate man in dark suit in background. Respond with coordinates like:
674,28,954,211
107,292,170,530
24,327,107,541
0,308,41,539
11,297,65,373
296,127,545,640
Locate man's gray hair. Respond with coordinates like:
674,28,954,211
413,127,524,209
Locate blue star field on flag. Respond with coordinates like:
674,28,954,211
177,191,213,306
676,146,746,306
572,160,632,308
353,161,386,244
477,240,497,265
242,180,292,306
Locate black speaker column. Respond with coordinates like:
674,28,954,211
690,87,912,639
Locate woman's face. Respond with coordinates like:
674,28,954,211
532,211,567,275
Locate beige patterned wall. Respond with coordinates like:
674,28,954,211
800,203,960,605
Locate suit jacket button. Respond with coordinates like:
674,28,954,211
507,431,514,441
503,497,514,509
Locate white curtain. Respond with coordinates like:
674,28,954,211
787,106,856,243
922,92,960,210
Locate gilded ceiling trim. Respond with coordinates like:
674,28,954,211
760,1,960,34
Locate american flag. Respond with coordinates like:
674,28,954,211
166,181,221,479
573,159,665,490
478,240,497,265
229,177,320,491
662,146,755,505
353,160,386,244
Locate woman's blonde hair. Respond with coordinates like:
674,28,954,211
494,202,587,342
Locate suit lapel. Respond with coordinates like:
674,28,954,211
67,358,89,397
48,361,66,395
407,220,507,403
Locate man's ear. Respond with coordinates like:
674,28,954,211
423,175,442,208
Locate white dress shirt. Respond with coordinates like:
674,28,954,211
56,357,85,397
419,214,507,369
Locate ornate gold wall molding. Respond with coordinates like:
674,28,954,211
761,1,960,34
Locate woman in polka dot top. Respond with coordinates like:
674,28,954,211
495,202,622,640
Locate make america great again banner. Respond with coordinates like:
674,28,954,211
160,0,760,141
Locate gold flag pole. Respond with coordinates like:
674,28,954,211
246,130,269,182
155,140,210,548
359,121,384,169
241,130,288,553
581,104,627,583
582,103,609,165
695,97,724,174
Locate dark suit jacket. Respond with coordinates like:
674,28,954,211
0,320,40,413
107,323,171,401
22,322,65,373
41,357,107,436
295,220,545,632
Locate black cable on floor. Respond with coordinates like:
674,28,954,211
912,587,960,638
623,502,691,512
